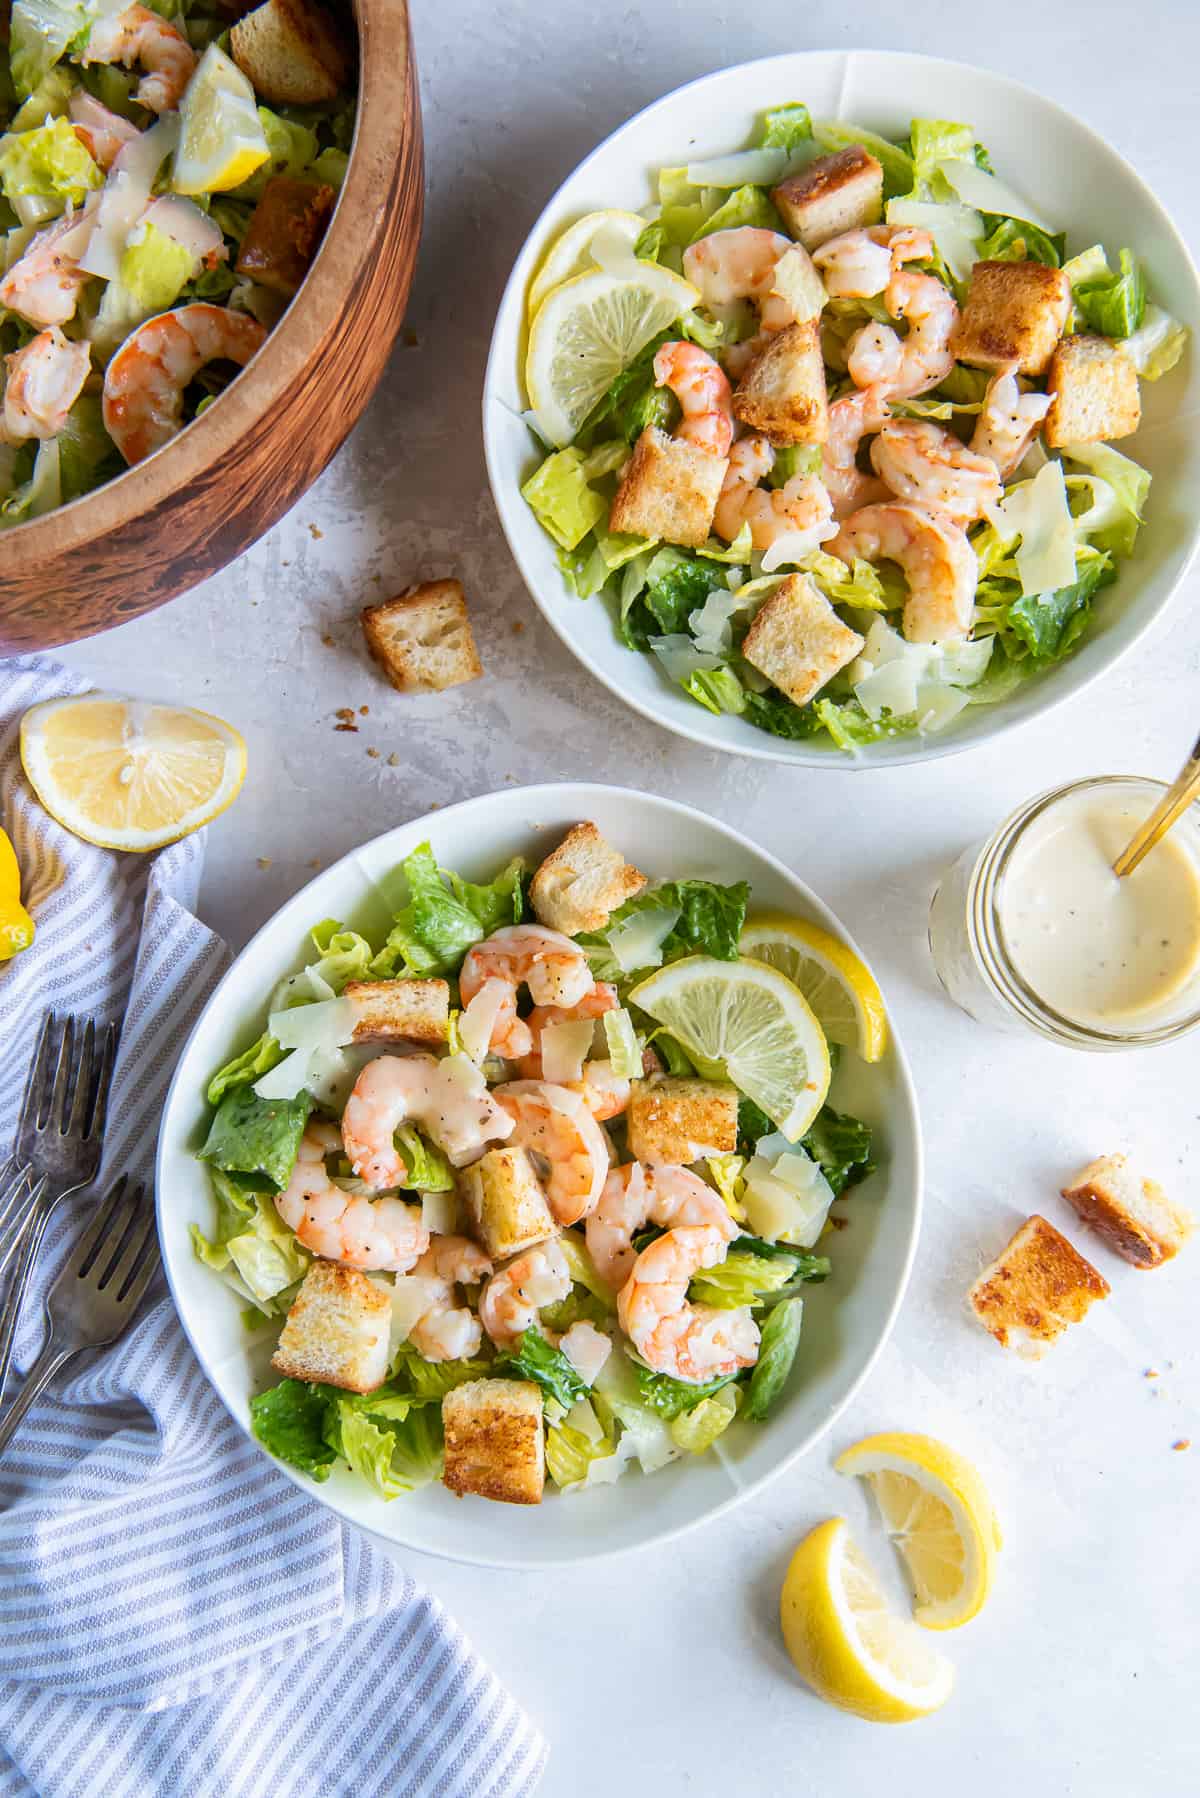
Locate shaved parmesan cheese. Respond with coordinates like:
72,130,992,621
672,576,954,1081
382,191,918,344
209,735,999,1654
885,195,984,285
421,1190,458,1236
770,244,825,321
606,903,681,974
984,457,1077,597
853,655,920,721
390,1274,443,1345
541,1019,595,1083
459,978,505,1064
761,518,837,572
935,158,1053,231
80,114,180,280
850,617,993,721
251,1048,308,1099
685,148,789,188
743,1145,833,1246
649,633,723,682
915,682,970,734
142,195,227,265
269,997,357,1052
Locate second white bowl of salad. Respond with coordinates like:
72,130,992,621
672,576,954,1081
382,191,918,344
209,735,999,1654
484,51,1200,765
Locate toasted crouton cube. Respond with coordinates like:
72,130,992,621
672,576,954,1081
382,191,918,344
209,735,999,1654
230,0,350,106
1061,1153,1193,1269
740,573,864,709
968,1215,1109,1358
627,1076,739,1163
271,1260,391,1393
772,147,884,250
236,176,335,297
1044,335,1141,447
343,978,450,1047
460,1146,556,1260
443,1378,545,1505
733,321,829,445
607,426,728,547
529,822,647,936
361,580,483,695
950,260,1072,377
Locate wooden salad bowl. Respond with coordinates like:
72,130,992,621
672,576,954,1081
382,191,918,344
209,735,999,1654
0,0,423,653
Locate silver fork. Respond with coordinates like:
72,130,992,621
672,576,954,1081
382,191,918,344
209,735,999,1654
0,1176,158,1460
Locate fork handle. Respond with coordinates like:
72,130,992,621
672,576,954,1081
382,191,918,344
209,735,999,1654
0,1194,57,1406
0,1339,74,1460
0,1181,43,1283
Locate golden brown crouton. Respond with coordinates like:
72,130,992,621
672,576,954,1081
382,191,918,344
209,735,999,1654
442,1378,545,1505
607,426,728,547
772,147,884,250
1044,335,1141,447
740,573,864,709
361,580,483,695
271,1260,391,1393
236,176,335,297
950,260,1072,377
1061,1153,1193,1269
344,978,450,1047
733,321,829,445
968,1215,1109,1358
231,0,351,106
627,1076,739,1163
529,821,647,937
459,1146,556,1260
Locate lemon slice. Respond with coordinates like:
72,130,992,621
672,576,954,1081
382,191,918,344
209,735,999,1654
629,955,830,1139
20,694,246,852
780,1519,955,1723
173,44,270,196
0,827,34,960
527,210,648,318
835,1432,1002,1630
525,263,701,447
740,915,888,1062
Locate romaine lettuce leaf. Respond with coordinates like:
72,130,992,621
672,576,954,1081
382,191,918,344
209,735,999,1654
390,1346,493,1401
1074,247,1144,338
741,689,825,740
120,219,193,311
9,63,74,131
497,1328,588,1409
689,1248,798,1309
521,446,607,549
396,1125,454,1192
1001,552,1112,662
250,1378,337,1480
594,877,749,966
327,1401,443,1499
369,843,524,979
0,115,100,207
1064,440,1150,557
545,1417,620,1488
631,1361,737,1419
760,102,812,154
802,1105,874,1196
308,919,373,991
1124,303,1188,380
9,0,87,100
557,1231,616,1308
231,107,318,202
670,1383,739,1452
684,665,746,716
975,214,1064,268
908,118,976,194
200,1086,312,1189
743,1296,804,1421
207,1033,285,1105
689,182,780,243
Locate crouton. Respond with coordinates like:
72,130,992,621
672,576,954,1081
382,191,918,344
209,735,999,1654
344,978,449,1047
442,1378,545,1504
235,176,335,297
740,573,864,708
627,1075,739,1163
950,260,1072,377
459,1146,556,1260
607,426,728,548
1061,1153,1192,1269
529,821,647,937
968,1214,1109,1358
361,580,483,695
271,1260,391,1393
230,0,350,106
733,320,829,445
1044,335,1141,448
772,147,884,250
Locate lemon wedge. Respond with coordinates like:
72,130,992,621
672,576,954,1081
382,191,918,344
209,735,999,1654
0,827,34,960
20,694,246,852
740,916,888,1062
629,954,830,1139
527,210,648,318
173,44,270,196
835,1432,1002,1630
525,263,701,446
780,1519,955,1723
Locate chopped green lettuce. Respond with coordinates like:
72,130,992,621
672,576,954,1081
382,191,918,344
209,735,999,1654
369,843,524,979
1064,441,1150,557
591,1349,680,1472
743,1297,804,1421
631,1362,738,1419
0,115,101,207
390,1346,493,1401
1124,303,1188,380
250,1379,339,1480
670,1383,739,1452
593,877,749,966
9,0,87,100
908,118,976,194
9,63,74,131
310,146,348,189
684,665,746,715
689,1248,798,1309
395,1125,454,1192
802,1105,875,1196
975,215,1064,268
119,220,194,311
557,1231,616,1308
1074,247,1144,338
231,107,318,202
306,919,374,990
813,119,913,197
689,183,781,244
545,1416,619,1488
1001,552,1112,662
192,1165,311,1308
57,391,123,502
327,1401,443,1499
521,446,607,549
497,1328,588,1409
602,1006,642,1079
761,102,812,154
200,1086,312,1189
803,548,898,612
207,1033,285,1105
741,689,824,740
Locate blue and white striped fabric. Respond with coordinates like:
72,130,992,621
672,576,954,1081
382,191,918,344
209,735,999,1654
0,657,547,1798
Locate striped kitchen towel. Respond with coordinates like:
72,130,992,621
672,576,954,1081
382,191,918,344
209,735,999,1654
0,657,546,1798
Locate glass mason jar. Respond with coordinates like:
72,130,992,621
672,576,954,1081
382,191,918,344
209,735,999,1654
928,776,1200,1049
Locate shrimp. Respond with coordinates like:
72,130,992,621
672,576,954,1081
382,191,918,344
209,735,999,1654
479,1239,572,1349
102,303,266,465
275,1122,429,1272
585,1160,738,1292
404,1236,492,1361
812,226,933,300
845,320,903,390
878,268,958,400
828,500,977,643
969,366,1052,478
682,228,798,375
653,340,733,457
513,982,631,1120
69,92,140,170
714,433,836,554
0,208,96,329
821,386,892,519
342,1052,514,1189
3,328,90,441
459,923,594,1060
493,1080,611,1225
80,5,197,115
617,1225,760,1384
870,418,1001,525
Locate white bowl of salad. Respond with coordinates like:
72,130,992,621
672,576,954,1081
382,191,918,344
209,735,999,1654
483,51,1200,764
157,784,921,1567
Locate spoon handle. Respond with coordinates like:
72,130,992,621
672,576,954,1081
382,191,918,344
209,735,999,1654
1113,733,1200,878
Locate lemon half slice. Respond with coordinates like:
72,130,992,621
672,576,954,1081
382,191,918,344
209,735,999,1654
0,827,34,960
527,209,648,318
20,694,246,852
740,915,888,1062
174,44,270,196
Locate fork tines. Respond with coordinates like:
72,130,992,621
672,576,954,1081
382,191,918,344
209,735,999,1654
27,1013,120,1142
74,1176,157,1302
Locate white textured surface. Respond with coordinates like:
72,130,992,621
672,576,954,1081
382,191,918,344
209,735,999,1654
60,2,1199,1791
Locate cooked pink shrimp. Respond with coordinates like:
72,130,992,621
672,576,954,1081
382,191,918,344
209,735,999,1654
969,366,1051,477
682,227,798,375
479,1239,572,1349
515,982,619,1077
493,1080,610,1225
812,226,933,300
102,304,266,465
68,91,140,169
870,418,1001,525
879,268,958,399
275,1122,429,1272
586,1160,738,1292
828,500,977,642
459,923,594,1059
653,340,733,456
80,5,197,114
714,433,837,553
342,1052,514,1188
821,386,892,518
3,328,90,441
845,320,904,390
617,1225,760,1384
404,1236,493,1361
0,209,96,328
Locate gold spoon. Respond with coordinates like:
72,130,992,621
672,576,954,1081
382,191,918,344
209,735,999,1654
1112,732,1200,878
